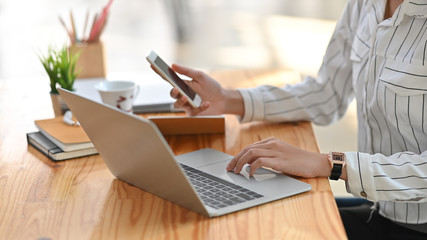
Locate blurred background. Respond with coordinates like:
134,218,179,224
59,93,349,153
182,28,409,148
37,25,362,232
0,0,354,196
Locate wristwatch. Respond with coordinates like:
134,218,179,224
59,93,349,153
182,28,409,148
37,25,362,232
328,152,346,180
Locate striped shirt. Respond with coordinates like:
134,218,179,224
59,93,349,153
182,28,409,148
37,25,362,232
238,0,427,225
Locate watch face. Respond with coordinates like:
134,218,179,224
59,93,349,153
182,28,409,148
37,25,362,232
332,153,344,161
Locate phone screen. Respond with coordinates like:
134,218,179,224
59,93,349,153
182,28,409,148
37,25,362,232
153,56,196,100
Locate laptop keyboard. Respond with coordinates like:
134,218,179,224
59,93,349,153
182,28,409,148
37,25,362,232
180,164,264,209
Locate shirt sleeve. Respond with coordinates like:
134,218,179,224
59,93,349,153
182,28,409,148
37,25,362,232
238,0,358,125
345,151,427,203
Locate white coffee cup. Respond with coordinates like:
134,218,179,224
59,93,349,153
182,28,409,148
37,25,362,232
95,81,140,113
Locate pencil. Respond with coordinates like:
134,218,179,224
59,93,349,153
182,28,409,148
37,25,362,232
94,16,108,41
82,10,90,42
69,10,78,43
88,13,98,43
88,0,114,42
58,16,74,44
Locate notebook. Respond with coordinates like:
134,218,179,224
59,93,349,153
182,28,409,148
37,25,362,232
26,131,97,161
58,88,312,217
34,117,94,151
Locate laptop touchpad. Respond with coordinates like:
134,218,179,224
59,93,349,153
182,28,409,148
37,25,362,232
241,165,277,181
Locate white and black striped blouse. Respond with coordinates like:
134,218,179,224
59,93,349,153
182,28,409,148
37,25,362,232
238,0,427,225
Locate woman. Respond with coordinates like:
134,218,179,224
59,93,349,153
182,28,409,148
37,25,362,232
165,0,427,238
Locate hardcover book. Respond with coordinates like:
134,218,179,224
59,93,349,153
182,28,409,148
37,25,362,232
27,132,97,161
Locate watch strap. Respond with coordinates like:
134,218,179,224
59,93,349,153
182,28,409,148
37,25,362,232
330,163,343,180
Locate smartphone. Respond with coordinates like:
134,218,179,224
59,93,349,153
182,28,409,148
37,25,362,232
146,51,201,108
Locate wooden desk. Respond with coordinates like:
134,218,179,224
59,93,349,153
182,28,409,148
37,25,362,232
0,70,347,239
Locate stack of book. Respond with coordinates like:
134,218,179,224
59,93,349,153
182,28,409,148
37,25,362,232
27,117,98,161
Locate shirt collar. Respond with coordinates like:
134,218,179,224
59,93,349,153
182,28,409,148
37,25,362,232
391,0,427,26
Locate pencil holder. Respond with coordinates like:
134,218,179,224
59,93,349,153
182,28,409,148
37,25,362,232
69,41,107,78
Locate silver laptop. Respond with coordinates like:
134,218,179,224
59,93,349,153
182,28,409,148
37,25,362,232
58,88,311,217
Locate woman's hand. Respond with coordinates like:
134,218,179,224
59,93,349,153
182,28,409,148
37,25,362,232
170,64,244,116
226,137,331,178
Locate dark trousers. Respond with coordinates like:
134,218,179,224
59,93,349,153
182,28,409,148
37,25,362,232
337,198,427,240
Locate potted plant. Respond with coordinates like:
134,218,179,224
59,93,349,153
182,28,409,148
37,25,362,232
39,46,80,116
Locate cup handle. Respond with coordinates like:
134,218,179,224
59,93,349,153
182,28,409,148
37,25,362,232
133,85,140,103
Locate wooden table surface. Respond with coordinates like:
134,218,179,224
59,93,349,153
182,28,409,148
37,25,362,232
0,69,347,239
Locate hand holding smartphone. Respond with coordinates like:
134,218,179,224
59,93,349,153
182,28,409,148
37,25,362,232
146,51,202,108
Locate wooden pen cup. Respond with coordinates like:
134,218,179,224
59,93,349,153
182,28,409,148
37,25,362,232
69,41,107,78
